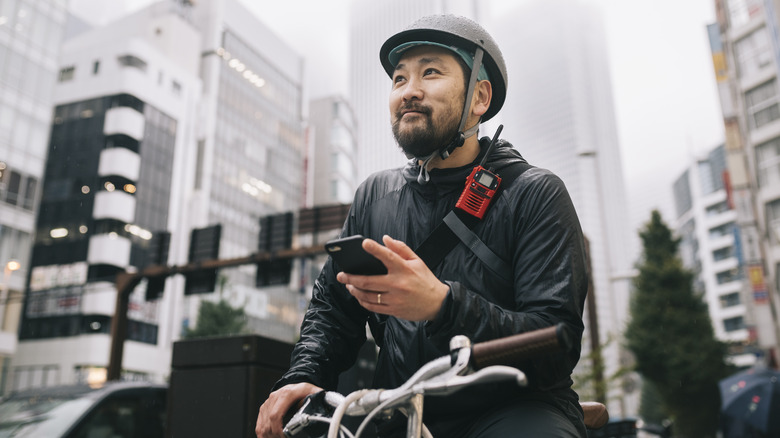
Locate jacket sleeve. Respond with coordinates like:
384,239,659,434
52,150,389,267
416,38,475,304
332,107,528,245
273,257,370,391
424,168,588,390
272,199,372,391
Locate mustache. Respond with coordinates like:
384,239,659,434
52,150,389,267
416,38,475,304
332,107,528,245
396,103,432,119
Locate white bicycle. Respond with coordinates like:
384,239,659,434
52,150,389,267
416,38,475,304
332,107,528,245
282,324,609,438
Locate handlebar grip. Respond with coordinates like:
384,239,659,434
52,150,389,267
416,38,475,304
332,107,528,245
471,323,570,370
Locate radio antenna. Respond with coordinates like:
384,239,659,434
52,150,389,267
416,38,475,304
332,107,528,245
479,124,503,168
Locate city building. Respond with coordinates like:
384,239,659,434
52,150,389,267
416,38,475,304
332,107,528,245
306,96,358,207
349,0,478,182
708,0,780,362
491,0,636,416
673,144,757,367
12,1,202,390
188,0,305,342
0,0,69,392
11,0,306,390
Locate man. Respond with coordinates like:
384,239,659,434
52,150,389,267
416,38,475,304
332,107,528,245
257,14,588,437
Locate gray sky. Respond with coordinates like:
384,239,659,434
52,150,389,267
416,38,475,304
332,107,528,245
70,0,723,236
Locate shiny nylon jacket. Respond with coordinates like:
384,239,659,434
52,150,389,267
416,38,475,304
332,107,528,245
275,138,588,436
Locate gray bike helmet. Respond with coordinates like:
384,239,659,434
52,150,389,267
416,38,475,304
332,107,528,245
380,14,508,123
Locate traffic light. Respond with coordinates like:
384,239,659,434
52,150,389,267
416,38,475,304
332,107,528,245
256,213,293,287
145,231,171,300
298,204,351,236
145,275,166,301
184,224,221,295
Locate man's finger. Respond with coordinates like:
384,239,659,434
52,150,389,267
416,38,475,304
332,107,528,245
382,235,417,260
361,237,404,267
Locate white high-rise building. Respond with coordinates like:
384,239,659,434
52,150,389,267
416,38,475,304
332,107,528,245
707,0,780,361
492,0,635,416
188,0,305,342
307,96,359,207
13,0,202,389
11,0,306,389
673,144,757,367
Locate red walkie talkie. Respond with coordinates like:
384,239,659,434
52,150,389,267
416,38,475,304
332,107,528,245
455,125,503,219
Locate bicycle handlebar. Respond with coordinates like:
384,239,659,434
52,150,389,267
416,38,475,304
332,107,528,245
284,324,574,438
471,323,570,370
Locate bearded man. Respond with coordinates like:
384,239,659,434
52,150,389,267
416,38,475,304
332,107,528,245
257,14,588,438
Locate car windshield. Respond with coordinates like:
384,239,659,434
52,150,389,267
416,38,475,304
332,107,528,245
0,391,96,438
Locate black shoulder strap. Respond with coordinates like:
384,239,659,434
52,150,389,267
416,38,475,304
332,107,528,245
414,160,531,281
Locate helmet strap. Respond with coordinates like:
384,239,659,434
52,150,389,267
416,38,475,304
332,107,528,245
439,47,484,160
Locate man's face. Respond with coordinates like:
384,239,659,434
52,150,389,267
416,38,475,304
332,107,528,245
389,46,466,158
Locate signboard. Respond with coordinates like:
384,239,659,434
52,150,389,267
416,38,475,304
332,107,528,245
747,264,769,305
29,262,88,291
26,286,82,317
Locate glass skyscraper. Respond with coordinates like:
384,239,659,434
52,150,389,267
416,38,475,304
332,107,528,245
0,0,68,392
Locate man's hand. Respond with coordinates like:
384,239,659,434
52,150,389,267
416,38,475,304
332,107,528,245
337,235,450,321
256,382,322,438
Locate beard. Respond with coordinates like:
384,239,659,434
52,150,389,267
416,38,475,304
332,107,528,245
391,100,462,158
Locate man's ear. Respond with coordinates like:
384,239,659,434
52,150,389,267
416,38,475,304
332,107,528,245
471,80,492,118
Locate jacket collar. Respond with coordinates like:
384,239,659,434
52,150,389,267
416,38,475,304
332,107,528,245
401,137,526,190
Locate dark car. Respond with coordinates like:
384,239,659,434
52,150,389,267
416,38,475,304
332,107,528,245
0,381,167,438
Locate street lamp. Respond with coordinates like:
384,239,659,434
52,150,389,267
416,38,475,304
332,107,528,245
0,260,21,331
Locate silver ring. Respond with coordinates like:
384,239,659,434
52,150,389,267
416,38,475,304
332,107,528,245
376,293,382,305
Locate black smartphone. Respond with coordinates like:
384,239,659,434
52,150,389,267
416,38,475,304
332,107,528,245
325,235,387,275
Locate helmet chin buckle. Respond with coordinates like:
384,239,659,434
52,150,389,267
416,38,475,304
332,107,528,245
440,132,466,159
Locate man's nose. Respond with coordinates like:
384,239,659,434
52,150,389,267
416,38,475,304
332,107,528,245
402,76,424,102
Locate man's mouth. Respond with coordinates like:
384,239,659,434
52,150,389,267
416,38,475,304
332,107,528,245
400,107,429,119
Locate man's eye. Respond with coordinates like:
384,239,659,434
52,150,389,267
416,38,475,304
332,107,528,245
423,68,439,76
393,75,406,84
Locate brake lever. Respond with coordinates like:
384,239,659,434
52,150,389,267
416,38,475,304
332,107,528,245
284,391,343,437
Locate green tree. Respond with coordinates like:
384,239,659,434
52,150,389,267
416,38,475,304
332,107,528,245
625,210,732,437
638,379,668,427
183,299,248,339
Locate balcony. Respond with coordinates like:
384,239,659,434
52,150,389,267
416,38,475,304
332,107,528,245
87,234,132,268
93,191,136,223
98,148,140,181
104,107,145,140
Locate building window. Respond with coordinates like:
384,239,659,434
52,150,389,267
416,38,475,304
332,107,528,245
4,170,21,206
713,246,735,262
673,170,692,219
706,201,730,217
0,226,31,275
766,198,780,243
709,222,734,240
735,26,772,78
22,177,37,210
172,80,182,96
1,166,39,211
93,60,100,75
723,316,745,332
716,268,740,285
117,54,148,72
756,138,780,188
745,80,780,130
58,66,75,82
719,292,742,308
728,0,764,28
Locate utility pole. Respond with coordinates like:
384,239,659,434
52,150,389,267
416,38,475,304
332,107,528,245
106,245,326,381
583,236,605,404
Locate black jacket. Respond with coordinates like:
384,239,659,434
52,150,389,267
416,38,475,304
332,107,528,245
275,138,588,436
